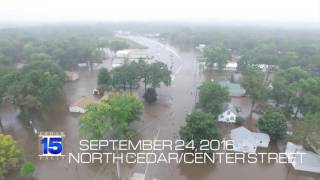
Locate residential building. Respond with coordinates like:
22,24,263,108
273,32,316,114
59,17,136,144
230,126,270,153
285,142,320,173
218,103,238,123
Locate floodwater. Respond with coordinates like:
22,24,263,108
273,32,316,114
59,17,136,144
1,36,320,180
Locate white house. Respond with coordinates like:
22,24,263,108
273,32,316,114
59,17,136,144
225,62,238,71
285,142,320,173
218,104,237,123
230,126,270,153
69,96,97,113
116,49,131,58
212,62,238,71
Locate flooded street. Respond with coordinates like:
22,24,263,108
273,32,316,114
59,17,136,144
1,36,320,180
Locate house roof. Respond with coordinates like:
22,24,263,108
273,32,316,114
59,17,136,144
219,81,245,96
71,96,97,109
230,126,270,153
222,103,238,115
285,142,320,173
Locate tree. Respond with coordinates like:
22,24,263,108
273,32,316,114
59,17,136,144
202,44,230,70
143,88,157,103
79,93,143,139
147,61,171,88
107,94,143,137
29,53,52,62
258,109,287,140
239,44,280,81
241,68,268,118
20,161,35,177
7,60,64,118
270,67,311,116
198,81,230,116
79,103,112,140
0,134,22,175
109,40,129,53
97,68,111,91
111,62,141,91
179,111,221,151
292,113,320,150
0,68,18,132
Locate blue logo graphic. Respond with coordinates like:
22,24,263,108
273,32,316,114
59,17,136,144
39,132,65,158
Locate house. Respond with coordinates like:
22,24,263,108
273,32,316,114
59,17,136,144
255,64,278,73
218,81,246,97
65,71,79,81
230,126,270,153
285,142,320,173
211,62,238,71
69,96,97,113
225,62,238,71
218,104,238,123
116,49,131,58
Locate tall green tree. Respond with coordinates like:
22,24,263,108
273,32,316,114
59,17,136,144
202,44,230,70
79,93,143,139
241,68,268,118
79,103,112,140
270,67,311,116
179,111,221,151
198,81,230,116
0,134,22,175
147,61,171,88
7,61,64,117
258,109,287,140
97,68,111,91
292,113,320,150
108,93,143,137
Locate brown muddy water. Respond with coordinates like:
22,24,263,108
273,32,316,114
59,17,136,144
1,36,319,180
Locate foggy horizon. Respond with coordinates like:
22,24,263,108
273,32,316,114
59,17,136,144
0,0,319,27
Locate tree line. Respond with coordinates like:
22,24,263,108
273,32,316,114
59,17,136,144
97,59,172,103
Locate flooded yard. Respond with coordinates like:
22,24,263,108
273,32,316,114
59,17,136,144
1,36,319,180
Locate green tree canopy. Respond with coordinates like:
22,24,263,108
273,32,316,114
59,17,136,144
97,68,111,91
258,109,287,140
7,60,64,115
108,93,143,137
20,161,35,177
202,44,230,69
241,68,268,117
79,102,113,140
292,113,320,150
179,111,221,151
0,134,22,175
79,93,143,139
198,81,230,116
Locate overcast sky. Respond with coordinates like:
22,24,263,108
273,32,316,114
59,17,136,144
1,0,319,23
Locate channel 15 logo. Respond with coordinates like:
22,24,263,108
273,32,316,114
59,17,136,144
38,132,65,160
